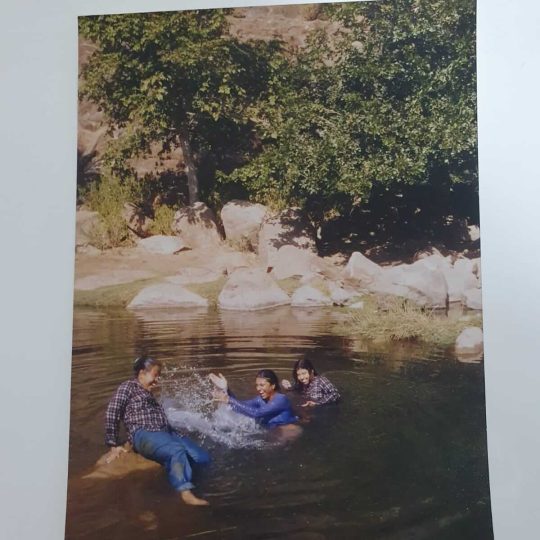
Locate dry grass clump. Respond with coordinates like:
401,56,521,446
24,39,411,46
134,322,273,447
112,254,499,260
346,296,482,346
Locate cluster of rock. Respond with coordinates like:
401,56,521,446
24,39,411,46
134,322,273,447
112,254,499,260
344,248,482,310
76,199,482,314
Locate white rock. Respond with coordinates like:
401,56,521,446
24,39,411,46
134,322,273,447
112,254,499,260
377,262,448,308
75,209,102,247
270,245,319,280
349,301,365,310
291,285,332,307
344,251,382,283
218,268,290,311
172,202,222,247
137,235,187,255
442,261,479,303
455,327,483,354
221,200,267,250
327,281,361,305
128,284,208,309
462,288,483,310
467,225,480,242
258,208,316,265
122,203,153,237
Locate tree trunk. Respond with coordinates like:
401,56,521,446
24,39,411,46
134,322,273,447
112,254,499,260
179,127,198,204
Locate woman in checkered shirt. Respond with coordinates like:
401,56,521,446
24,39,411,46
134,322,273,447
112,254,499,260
282,357,340,407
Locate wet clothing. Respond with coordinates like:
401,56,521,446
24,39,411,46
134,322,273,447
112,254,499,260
105,378,210,492
133,430,210,492
296,375,340,404
228,392,297,426
105,379,169,447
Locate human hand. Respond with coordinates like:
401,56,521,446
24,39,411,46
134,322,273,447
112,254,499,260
212,389,229,404
209,373,228,392
301,401,317,408
282,379,292,390
105,445,127,464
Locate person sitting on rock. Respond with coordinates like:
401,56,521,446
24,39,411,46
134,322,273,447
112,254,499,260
105,356,210,506
209,369,298,427
282,357,340,407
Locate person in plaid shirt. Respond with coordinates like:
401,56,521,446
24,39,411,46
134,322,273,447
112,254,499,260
282,357,340,407
104,356,210,506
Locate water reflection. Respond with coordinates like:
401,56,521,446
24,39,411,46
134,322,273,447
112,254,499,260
67,307,492,539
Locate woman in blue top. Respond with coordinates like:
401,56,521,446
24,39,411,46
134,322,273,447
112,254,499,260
209,369,298,427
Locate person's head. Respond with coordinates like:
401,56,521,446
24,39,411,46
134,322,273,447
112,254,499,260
293,357,318,387
133,356,162,391
255,369,281,400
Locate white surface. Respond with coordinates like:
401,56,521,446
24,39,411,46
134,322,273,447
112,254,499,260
1,0,539,538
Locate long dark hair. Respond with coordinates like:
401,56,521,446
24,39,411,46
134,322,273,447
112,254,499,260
133,356,162,376
292,357,318,386
256,369,281,392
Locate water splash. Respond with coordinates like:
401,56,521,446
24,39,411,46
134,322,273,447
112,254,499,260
160,368,266,449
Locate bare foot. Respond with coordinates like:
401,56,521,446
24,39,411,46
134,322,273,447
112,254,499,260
181,490,209,506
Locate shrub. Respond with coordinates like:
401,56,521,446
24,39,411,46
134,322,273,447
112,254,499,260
149,205,176,235
86,175,132,248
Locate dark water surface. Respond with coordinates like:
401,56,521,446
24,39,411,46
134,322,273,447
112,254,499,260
66,307,492,539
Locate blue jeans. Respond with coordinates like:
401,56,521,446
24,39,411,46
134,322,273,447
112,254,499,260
133,429,210,492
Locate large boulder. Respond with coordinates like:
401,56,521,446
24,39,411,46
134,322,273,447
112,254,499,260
455,327,483,355
371,262,449,308
137,235,187,255
122,203,153,238
344,251,383,284
270,245,319,280
327,281,361,305
83,444,159,480
462,288,483,310
75,209,101,248
221,200,267,251
258,208,317,265
291,285,332,307
171,202,222,248
218,268,290,310
128,284,208,309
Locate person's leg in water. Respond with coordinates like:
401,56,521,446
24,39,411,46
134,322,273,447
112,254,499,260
170,431,211,465
133,430,209,505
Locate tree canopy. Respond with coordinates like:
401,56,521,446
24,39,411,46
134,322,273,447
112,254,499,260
79,0,478,235
79,10,279,203
220,0,477,228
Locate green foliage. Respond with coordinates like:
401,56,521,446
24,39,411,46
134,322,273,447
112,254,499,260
148,205,176,235
86,175,133,247
220,0,477,225
79,11,279,200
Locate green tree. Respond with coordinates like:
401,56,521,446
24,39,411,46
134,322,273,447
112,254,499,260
79,10,277,204
221,0,477,229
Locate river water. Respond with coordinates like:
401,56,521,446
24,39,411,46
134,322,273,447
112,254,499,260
66,306,492,539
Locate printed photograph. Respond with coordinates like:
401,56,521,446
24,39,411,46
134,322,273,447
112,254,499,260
69,2,491,538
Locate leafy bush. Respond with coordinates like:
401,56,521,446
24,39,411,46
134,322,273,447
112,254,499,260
86,175,132,247
149,205,176,235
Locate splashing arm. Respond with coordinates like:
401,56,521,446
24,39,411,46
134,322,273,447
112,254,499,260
229,394,289,421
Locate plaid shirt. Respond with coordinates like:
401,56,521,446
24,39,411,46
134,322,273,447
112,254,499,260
298,375,340,404
105,379,169,447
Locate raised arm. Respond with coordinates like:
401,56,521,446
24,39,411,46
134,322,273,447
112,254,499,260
105,381,131,447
